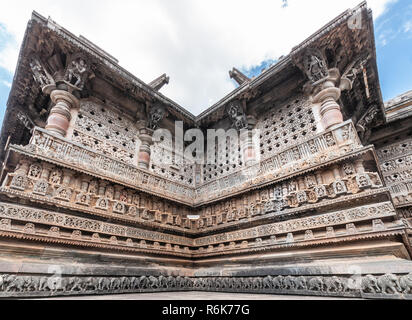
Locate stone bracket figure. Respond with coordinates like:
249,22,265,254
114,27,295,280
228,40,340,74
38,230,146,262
147,105,166,130
227,100,248,131
30,58,55,90
64,56,91,90
303,48,329,84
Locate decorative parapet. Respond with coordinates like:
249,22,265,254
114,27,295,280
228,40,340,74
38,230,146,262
196,120,362,203
11,121,362,206
17,127,196,205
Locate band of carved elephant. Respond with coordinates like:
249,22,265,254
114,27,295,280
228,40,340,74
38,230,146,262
1,273,412,298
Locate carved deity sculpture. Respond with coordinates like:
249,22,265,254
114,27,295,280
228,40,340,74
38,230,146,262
65,58,89,89
148,106,165,130
30,59,54,87
227,101,248,131
303,49,329,83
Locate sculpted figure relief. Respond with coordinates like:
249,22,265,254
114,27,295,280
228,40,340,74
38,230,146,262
30,59,54,87
303,48,329,83
65,57,89,89
148,105,166,130
227,101,248,131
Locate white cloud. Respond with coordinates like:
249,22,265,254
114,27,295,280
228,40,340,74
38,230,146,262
0,41,19,74
0,0,396,115
404,20,412,33
1,80,11,88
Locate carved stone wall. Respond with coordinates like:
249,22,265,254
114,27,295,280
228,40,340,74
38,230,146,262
151,142,195,186
1,3,411,300
377,133,412,208
1,160,197,234
256,95,318,160
196,164,385,232
1,273,412,299
72,100,140,165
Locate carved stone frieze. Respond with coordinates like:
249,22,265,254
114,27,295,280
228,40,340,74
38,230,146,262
1,273,411,299
194,201,396,246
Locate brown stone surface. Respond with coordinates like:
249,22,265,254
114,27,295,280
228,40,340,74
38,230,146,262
0,2,411,300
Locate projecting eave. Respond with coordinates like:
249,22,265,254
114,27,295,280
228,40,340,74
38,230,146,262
195,2,385,129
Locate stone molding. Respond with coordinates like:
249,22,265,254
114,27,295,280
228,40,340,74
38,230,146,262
16,121,362,206
1,272,412,299
0,201,400,257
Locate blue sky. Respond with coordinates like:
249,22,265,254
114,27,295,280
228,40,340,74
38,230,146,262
242,0,412,101
0,24,13,128
0,0,411,127
374,0,412,100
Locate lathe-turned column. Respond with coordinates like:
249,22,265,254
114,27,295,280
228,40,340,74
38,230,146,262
138,127,154,170
313,69,344,130
46,90,79,137
240,115,258,167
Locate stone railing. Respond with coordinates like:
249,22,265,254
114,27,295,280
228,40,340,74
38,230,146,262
14,121,361,206
195,120,362,203
18,127,196,205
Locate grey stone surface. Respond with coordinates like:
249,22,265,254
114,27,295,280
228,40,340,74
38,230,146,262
37,291,358,300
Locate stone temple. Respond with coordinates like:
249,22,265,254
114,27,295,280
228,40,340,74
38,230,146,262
1,2,412,299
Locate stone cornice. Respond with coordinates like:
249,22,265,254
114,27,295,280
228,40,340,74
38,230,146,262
0,183,391,238
193,201,397,246
0,200,402,259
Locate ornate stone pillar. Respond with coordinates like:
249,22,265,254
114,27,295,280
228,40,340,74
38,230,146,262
45,89,79,137
138,127,154,170
297,49,345,131
298,177,306,190
114,185,123,200
31,54,92,138
315,171,324,184
239,115,258,167
98,181,108,197
80,175,90,193
313,69,344,130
